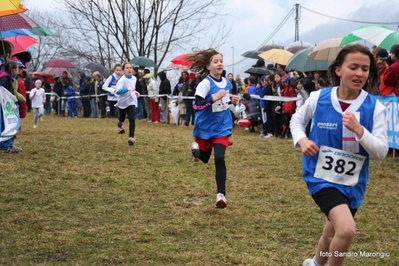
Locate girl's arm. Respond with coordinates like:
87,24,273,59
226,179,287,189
115,78,129,95
102,76,115,93
355,103,388,159
29,88,36,100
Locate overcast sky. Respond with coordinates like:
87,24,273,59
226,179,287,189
24,0,399,78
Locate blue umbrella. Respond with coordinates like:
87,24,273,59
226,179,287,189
0,28,30,38
286,47,332,72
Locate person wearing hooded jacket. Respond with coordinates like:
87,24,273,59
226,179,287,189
78,72,91,118
157,71,171,123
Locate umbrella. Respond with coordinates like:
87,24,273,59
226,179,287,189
0,28,30,38
285,41,313,54
171,53,193,66
34,72,56,84
42,67,72,77
130,56,157,68
0,13,38,31
44,58,75,68
4,35,38,54
28,21,53,36
340,25,399,51
286,47,332,72
241,50,263,59
83,62,109,76
259,44,284,52
245,67,274,76
308,38,343,61
165,63,190,71
0,1,26,17
258,49,293,65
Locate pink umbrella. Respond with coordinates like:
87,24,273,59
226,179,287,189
4,35,38,54
42,67,72,77
44,58,75,68
0,13,38,31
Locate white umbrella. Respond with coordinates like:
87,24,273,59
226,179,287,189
308,38,343,61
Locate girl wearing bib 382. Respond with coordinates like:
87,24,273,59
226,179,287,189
290,44,388,266
187,48,239,209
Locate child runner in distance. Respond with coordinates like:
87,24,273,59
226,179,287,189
188,48,239,208
29,79,45,128
115,62,139,145
290,44,388,266
103,64,122,120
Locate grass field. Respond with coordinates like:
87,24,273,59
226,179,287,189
0,114,398,265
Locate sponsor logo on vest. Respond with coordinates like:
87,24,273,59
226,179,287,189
317,122,338,130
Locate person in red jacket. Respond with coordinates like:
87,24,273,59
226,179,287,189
281,75,297,138
16,61,27,119
376,49,395,96
385,44,399,96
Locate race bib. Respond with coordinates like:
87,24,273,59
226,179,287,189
211,91,230,113
314,146,366,186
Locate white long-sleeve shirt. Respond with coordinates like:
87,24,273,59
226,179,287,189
290,88,388,160
29,88,46,108
103,73,120,101
115,74,137,109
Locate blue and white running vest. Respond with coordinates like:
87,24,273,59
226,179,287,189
303,87,377,209
193,76,232,140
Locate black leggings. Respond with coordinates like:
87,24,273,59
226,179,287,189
199,144,227,195
118,105,136,138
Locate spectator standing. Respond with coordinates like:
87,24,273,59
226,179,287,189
144,73,160,123
157,71,172,124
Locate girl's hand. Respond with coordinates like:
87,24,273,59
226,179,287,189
135,91,140,98
213,90,227,101
128,86,136,91
231,95,239,104
343,112,364,138
298,138,319,157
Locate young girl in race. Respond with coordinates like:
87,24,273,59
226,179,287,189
290,44,388,266
103,64,122,119
188,48,239,208
115,62,139,145
29,79,46,128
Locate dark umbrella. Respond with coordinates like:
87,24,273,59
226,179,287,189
259,44,284,52
83,62,109,76
44,58,74,68
241,50,263,59
245,67,274,76
130,56,157,68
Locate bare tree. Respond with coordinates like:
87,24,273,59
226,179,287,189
59,0,231,71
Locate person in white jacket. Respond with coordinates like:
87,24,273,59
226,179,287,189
143,73,160,123
29,79,46,128
115,62,140,145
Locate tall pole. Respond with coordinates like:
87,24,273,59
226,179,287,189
231,46,234,74
294,3,300,42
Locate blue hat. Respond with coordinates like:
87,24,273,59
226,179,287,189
282,76,291,82
13,59,25,68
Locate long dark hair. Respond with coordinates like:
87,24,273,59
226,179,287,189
187,48,221,77
328,43,379,93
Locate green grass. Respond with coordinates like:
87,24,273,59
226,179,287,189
0,114,398,265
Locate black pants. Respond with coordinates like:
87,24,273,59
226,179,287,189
99,96,107,118
109,100,117,118
198,144,227,195
82,99,91,118
184,99,195,126
118,105,136,138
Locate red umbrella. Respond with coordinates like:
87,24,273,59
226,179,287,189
170,53,193,67
4,35,38,54
34,72,56,84
42,67,72,77
0,13,38,31
44,58,75,68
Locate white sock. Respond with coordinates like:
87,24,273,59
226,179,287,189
311,257,325,266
